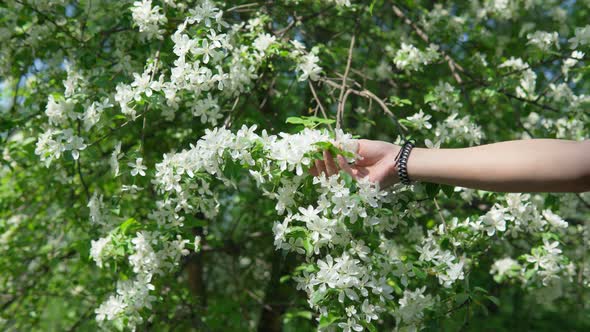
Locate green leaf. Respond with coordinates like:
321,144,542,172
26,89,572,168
286,116,335,128
439,236,451,250
473,286,488,294
312,141,355,159
363,321,378,332
389,96,413,107
287,226,308,238
425,183,440,199
441,184,455,198
412,266,427,279
486,295,500,306
293,310,313,320
285,116,307,125
119,218,140,234
424,91,437,104
524,269,536,280
311,290,327,306
398,119,415,127
455,293,470,306
318,313,340,328
302,236,314,256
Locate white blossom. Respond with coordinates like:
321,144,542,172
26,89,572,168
527,31,559,51
542,209,568,229
131,0,167,40
393,43,439,71
569,25,590,49
129,157,147,177
406,109,432,130
90,235,111,268
296,53,322,81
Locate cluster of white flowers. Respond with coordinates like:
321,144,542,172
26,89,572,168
327,0,351,6
522,111,588,140
438,193,574,290
427,81,463,113
526,30,560,52
35,63,117,167
253,33,276,55
139,123,481,330
82,116,580,330
297,52,323,82
83,98,113,131
115,0,262,124
88,192,106,227
290,40,323,81
476,0,517,20
131,0,167,40
561,51,585,79
90,235,111,268
473,194,569,237
405,109,432,130
498,57,537,100
416,232,466,288
35,127,87,164
490,257,520,282
93,230,191,329
393,43,440,71
433,112,484,146
35,66,92,165
394,287,435,329
141,125,447,330
569,24,590,49
523,239,574,287
420,4,465,34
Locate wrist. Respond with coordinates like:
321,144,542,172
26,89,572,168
394,141,416,185
406,147,428,183
387,144,402,184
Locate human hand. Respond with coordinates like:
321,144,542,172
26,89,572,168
309,139,402,188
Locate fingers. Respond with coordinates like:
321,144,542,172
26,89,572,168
352,140,373,167
315,159,326,176
323,150,338,176
309,164,318,176
309,150,359,178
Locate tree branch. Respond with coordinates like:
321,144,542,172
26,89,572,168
308,81,333,132
337,33,356,130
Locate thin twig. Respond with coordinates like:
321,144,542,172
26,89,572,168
140,34,166,153
76,120,90,202
223,96,241,129
321,77,406,138
8,74,23,114
274,5,336,39
308,81,333,132
433,197,447,225
87,109,149,148
501,90,560,112
337,33,356,130
226,2,261,12
534,71,563,104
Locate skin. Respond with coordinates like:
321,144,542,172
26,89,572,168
309,139,590,193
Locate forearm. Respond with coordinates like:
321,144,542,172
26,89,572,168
407,139,590,193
